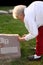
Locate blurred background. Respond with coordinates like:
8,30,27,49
0,0,42,6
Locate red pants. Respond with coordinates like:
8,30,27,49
36,26,43,56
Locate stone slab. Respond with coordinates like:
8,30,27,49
0,34,21,60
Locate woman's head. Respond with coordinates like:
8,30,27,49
12,5,26,21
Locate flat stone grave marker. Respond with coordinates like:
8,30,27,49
0,34,21,60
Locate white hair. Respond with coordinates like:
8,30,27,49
12,5,26,19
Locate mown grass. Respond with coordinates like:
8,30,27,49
0,7,43,65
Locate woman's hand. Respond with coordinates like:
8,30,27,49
18,35,25,41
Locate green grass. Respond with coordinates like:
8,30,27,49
0,7,43,65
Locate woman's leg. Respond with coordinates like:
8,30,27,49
36,26,43,56
27,26,43,60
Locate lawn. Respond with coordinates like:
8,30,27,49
0,7,43,65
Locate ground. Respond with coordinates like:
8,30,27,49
0,7,43,65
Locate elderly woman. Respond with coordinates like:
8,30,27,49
12,1,43,61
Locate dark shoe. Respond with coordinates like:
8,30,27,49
27,55,41,61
